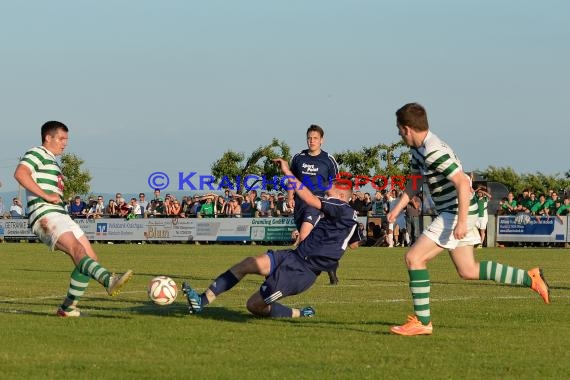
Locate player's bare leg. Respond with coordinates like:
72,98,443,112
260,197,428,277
246,292,314,318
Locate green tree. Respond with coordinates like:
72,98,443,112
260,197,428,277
480,166,523,194
61,153,92,200
334,141,410,187
480,166,570,195
211,138,291,193
521,172,563,195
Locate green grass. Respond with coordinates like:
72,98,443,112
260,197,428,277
0,242,569,380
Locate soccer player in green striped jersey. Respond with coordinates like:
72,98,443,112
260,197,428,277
386,103,550,336
14,121,133,317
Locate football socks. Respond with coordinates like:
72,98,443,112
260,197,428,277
208,270,239,297
409,269,431,325
269,302,293,318
77,256,111,287
61,267,90,311
479,261,532,286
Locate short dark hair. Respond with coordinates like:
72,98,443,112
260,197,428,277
307,124,324,137
41,121,68,143
396,103,429,131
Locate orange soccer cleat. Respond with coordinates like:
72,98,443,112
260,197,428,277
390,315,433,336
528,267,550,304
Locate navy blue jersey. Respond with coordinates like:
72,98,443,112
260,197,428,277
290,149,339,197
295,197,359,272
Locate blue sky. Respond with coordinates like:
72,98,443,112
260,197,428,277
1,0,568,194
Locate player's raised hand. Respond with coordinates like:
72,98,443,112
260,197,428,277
272,158,291,174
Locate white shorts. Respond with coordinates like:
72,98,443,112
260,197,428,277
32,213,85,251
475,216,488,230
422,212,481,249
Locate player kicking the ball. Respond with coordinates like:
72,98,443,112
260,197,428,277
14,121,133,317
181,158,363,318
387,103,550,336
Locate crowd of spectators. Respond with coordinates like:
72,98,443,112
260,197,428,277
497,189,570,222
40,189,296,220
355,189,425,248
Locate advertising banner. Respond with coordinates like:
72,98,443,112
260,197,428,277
496,215,568,243
1,217,304,242
0,215,395,243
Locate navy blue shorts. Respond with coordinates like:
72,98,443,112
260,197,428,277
260,250,318,305
293,203,321,230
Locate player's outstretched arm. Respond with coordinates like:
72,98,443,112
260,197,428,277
272,158,321,210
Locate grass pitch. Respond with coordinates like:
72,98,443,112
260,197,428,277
0,242,568,379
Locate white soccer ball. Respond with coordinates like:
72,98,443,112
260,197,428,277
148,276,178,306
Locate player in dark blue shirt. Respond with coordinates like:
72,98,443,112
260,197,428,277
181,158,363,318
288,124,341,285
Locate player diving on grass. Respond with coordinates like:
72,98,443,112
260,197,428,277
181,158,364,318
387,103,550,336
13,121,133,317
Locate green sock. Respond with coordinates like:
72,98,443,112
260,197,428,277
77,256,111,287
479,261,531,287
61,268,90,311
409,269,431,325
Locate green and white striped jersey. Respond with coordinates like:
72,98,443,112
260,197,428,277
410,131,478,215
19,146,67,227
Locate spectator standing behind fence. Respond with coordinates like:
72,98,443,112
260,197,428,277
275,193,292,216
518,189,532,213
556,197,570,223
170,198,182,217
256,192,271,217
129,198,142,219
69,196,86,218
216,195,228,216
138,193,148,217
226,197,241,217
363,192,373,215
199,195,215,218
105,199,118,217
237,193,253,217
405,192,422,246
394,191,409,247
369,191,384,216
0,196,4,217
531,194,549,220
10,197,25,218
384,190,398,247
544,192,559,215
189,196,202,216
474,187,492,248
162,197,173,216
114,193,123,206
179,197,192,217
350,191,367,216
117,197,130,218
87,196,105,219
501,192,517,215
146,200,157,217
